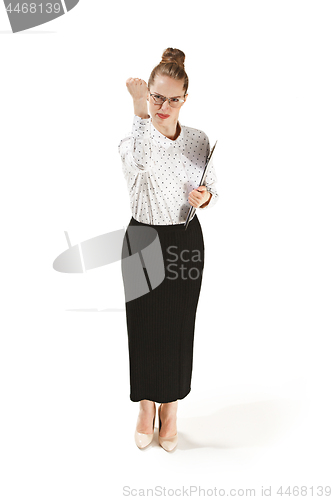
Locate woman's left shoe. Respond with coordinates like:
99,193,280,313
158,403,178,452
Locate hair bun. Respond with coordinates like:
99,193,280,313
161,48,185,69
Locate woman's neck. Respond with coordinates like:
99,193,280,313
152,119,180,141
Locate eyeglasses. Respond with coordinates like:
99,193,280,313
149,92,186,108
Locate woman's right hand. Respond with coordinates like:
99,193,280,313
126,78,148,101
126,78,149,119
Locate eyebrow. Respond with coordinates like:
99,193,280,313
153,93,183,99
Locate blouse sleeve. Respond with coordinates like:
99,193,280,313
118,115,154,173
198,137,219,211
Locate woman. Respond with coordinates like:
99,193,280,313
118,48,219,451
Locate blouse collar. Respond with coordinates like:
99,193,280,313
150,120,185,153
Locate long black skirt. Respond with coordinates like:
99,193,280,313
121,213,204,403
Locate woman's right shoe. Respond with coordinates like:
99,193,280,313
134,405,156,449
158,403,178,452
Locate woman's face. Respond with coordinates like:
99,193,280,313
148,74,187,131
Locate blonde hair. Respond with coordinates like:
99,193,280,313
148,48,189,95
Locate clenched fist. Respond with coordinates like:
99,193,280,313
126,78,149,101
126,78,149,119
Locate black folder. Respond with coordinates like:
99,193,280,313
184,140,218,230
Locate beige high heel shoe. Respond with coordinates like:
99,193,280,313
134,404,156,449
158,403,178,452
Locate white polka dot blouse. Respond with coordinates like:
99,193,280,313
118,115,219,225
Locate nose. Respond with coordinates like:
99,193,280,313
161,99,171,112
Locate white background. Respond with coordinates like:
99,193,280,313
1,1,332,498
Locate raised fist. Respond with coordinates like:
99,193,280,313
126,78,148,101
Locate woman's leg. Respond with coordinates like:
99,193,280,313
136,399,156,433
159,400,178,437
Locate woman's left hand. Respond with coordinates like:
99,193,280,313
188,186,211,208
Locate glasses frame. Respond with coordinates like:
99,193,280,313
149,92,186,108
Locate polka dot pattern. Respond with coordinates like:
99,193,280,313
118,115,219,225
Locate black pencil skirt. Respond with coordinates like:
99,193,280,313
121,213,204,403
